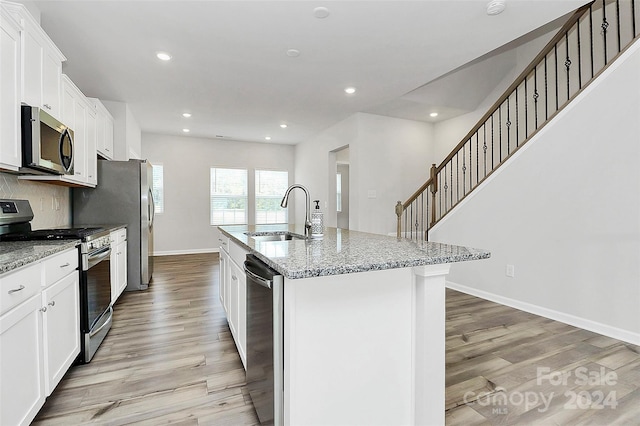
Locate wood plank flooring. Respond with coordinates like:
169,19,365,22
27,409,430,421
34,253,259,425
33,253,639,425
445,290,640,425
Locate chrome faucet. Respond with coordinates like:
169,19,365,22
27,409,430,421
280,184,312,237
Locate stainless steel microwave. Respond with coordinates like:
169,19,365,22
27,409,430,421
21,105,74,175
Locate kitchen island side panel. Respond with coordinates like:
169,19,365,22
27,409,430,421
284,267,414,425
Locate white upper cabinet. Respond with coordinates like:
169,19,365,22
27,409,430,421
86,107,97,185
0,7,22,171
62,74,97,187
5,2,66,121
89,98,115,160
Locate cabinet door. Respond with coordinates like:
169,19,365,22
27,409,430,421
116,241,127,300
61,77,75,128
42,48,61,118
219,248,229,316
0,11,21,170
72,98,87,182
19,10,63,120
0,295,45,426
103,113,114,158
86,109,97,185
237,266,246,367
20,26,43,109
42,272,80,396
228,260,239,337
109,232,118,304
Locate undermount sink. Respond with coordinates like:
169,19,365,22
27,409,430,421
245,231,306,242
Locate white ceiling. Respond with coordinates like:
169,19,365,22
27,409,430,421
28,0,588,145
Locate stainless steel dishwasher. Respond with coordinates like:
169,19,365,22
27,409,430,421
244,254,284,425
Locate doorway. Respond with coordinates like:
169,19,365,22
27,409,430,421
334,147,349,229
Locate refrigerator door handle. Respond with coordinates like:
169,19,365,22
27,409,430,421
148,188,155,230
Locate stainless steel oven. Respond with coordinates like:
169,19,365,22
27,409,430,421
0,199,113,364
80,231,112,363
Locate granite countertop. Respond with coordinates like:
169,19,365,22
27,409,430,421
0,240,80,275
219,225,490,279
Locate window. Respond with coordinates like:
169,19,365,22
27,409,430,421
336,172,342,212
210,168,247,225
255,170,288,224
151,164,164,214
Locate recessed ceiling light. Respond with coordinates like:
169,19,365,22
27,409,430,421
486,0,506,15
344,87,356,95
430,112,439,118
265,136,272,141
156,51,172,61
313,6,330,19
286,49,301,58
182,113,192,118
280,123,288,129
182,128,190,133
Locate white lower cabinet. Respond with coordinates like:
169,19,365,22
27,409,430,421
0,247,80,425
218,244,230,315
0,294,45,426
218,238,247,368
110,228,127,305
42,271,80,395
229,259,246,365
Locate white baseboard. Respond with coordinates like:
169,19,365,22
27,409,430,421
154,248,219,256
446,281,640,346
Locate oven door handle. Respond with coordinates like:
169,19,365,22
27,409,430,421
89,306,113,338
87,247,111,269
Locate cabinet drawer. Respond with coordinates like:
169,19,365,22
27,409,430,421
42,249,78,288
218,235,230,252
115,228,126,244
229,240,249,269
0,264,42,315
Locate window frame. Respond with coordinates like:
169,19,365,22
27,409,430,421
151,163,164,214
255,169,289,225
210,167,249,226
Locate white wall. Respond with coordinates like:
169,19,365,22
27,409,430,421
294,113,433,235
142,133,295,255
430,41,640,344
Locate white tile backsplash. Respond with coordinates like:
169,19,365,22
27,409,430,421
0,172,71,229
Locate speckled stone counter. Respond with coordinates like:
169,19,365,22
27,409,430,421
0,240,80,275
219,224,490,279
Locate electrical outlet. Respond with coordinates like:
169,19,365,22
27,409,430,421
506,264,515,278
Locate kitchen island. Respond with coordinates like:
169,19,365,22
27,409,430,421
219,225,489,425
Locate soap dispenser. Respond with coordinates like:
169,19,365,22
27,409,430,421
311,200,324,237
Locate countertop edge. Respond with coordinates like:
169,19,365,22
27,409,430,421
219,226,490,280
0,240,81,275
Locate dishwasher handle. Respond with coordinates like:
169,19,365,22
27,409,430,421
244,256,275,289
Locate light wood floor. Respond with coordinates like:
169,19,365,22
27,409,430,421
33,253,639,425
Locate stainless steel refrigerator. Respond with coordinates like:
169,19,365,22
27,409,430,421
73,159,154,291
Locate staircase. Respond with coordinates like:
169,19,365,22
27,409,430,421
396,0,640,242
